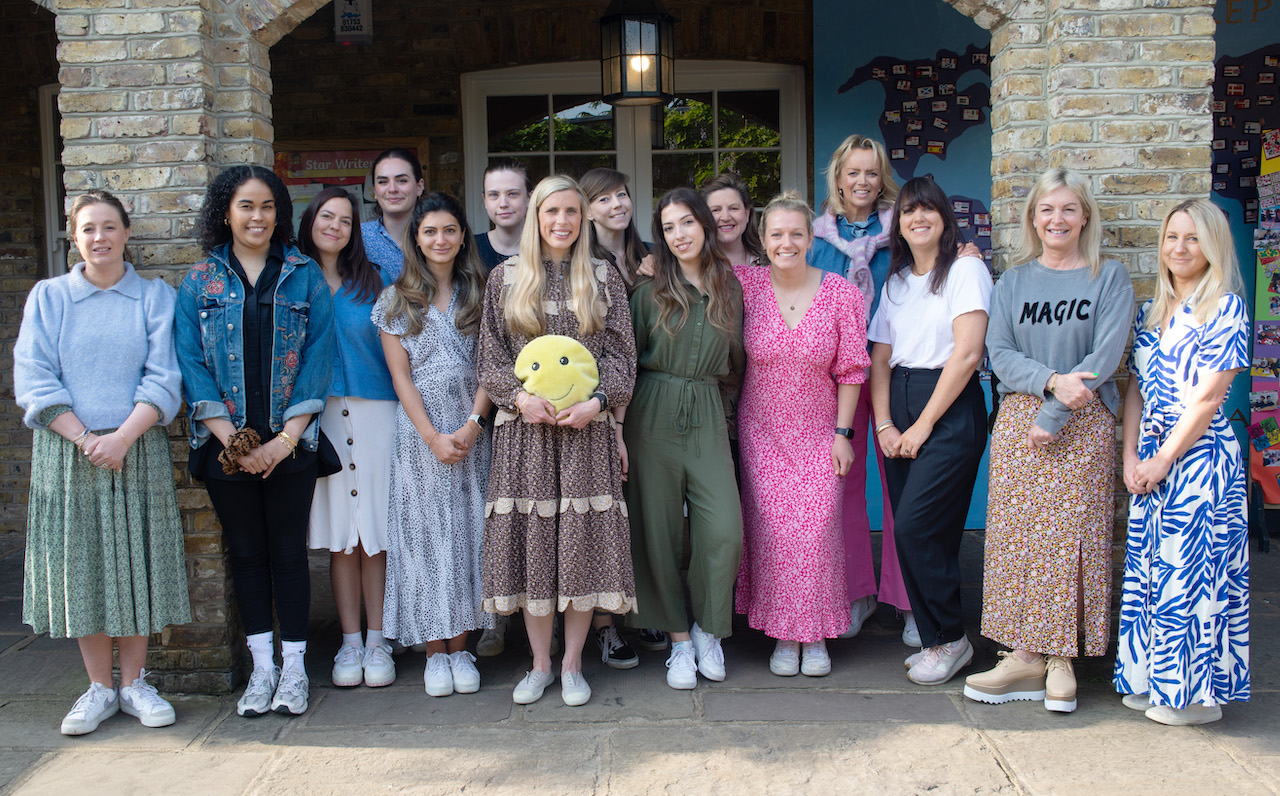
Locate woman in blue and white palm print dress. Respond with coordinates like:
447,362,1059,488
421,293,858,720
1114,199,1250,726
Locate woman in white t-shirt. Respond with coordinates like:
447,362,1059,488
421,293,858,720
868,176,992,687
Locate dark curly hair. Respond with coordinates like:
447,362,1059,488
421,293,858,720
196,165,295,254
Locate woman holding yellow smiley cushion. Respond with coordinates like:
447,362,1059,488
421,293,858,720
478,175,637,707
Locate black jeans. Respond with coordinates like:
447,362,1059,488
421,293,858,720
883,368,987,648
204,463,318,641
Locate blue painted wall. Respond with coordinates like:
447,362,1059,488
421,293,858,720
813,0,992,528
1213,0,1280,448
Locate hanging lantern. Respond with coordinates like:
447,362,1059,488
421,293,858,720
599,0,675,107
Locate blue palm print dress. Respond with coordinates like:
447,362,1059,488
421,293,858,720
1113,294,1250,708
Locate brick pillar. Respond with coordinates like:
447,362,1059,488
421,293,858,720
1042,0,1215,290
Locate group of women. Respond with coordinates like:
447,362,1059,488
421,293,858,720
15,133,1250,734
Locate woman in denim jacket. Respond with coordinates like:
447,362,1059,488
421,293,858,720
175,165,335,719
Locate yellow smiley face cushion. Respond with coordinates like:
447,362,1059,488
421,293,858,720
514,335,600,412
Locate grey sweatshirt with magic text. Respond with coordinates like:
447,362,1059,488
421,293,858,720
986,258,1135,436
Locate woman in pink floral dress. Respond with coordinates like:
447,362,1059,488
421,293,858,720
734,191,870,678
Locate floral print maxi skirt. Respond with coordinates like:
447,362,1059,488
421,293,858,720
981,394,1115,657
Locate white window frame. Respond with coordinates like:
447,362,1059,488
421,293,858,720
462,61,807,229
39,82,67,276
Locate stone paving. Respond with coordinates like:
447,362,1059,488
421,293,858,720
0,532,1276,795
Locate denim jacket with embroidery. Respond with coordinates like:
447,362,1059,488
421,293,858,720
175,242,335,451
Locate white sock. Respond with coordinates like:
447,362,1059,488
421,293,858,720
247,631,275,671
341,632,363,648
365,629,385,650
281,640,307,673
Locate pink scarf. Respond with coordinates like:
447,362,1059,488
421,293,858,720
812,208,892,320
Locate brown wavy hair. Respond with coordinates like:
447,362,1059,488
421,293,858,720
383,192,487,337
649,188,738,335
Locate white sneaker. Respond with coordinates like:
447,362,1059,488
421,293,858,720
118,670,175,728
1122,693,1150,711
362,643,396,687
271,667,309,715
561,670,591,706
424,653,454,697
331,642,364,687
477,615,508,657
665,642,698,690
61,682,119,735
906,637,973,686
1145,703,1223,726
839,596,878,639
690,623,726,682
449,651,481,694
801,640,832,677
769,639,800,676
512,669,555,705
237,666,279,718
904,648,927,669
901,612,922,647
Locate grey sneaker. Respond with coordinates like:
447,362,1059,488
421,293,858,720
118,670,175,728
61,682,119,735
237,666,279,718
271,667,309,716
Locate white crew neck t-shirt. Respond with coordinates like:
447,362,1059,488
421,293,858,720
867,255,992,369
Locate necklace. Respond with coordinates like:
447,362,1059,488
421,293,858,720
774,276,809,311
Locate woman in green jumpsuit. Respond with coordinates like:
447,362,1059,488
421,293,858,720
618,188,745,690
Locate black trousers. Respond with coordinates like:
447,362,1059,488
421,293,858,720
884,368,987,648
204,463,318,641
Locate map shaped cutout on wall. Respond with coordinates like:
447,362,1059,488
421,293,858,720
838,43,992,182
1213,44,1280,223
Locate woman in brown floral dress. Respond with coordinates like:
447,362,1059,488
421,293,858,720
478,174,637,707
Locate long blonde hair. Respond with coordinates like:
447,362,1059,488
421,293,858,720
1145,198,1244,331
1010,168,1103,277
504,175,605,337
821,134,899,217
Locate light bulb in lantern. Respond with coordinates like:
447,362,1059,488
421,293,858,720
629,55,652,72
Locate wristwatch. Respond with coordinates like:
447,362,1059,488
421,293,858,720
834,427,855,439
468,413,488,430
591,391,609,413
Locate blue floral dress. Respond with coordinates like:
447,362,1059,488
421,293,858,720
1113,294,1250,708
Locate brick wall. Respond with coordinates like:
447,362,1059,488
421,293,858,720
0,0,57,533
269,0,811,200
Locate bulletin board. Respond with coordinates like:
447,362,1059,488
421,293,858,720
272,137,430,235
1247,129,1280,501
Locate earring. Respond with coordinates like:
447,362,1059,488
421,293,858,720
224,218,230,226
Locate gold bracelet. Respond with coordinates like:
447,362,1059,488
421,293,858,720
72,429,90,450
276,431,297,458
874,420,895,436
1047,373,1058,396
116,430,129,446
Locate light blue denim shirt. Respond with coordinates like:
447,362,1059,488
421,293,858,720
807,214,893,321
361,219,404,282
175,242,335,451
330,271,396,400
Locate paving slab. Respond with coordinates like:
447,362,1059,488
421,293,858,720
249,729,603,794
1209,690,1280,758
979,710,1273,796
0,650,94,698
602,724,1015,794
308,683,514,726
703,690,962,723
521,660,697,723
0,750,49,793
12,750,272,795
0,696,221,750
